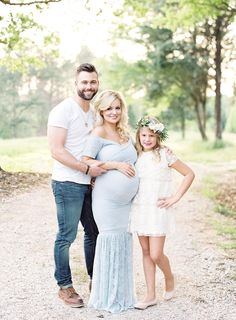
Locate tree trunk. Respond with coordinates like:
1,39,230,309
201,85,207,132
180,107,185,139
194,100,208,140
214,16,223,140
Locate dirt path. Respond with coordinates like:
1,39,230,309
0,163,235,320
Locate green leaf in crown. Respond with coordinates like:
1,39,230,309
136,116,168,142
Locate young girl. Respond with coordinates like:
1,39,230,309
129,116,195,310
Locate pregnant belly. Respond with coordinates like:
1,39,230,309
93,170,139,202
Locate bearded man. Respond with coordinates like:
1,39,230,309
47,63,105,308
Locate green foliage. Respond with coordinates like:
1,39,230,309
0,1,61,5
201,175,218,199
0,136,51,172
1,131,235,172
162,0,236,29
0,56,74,138
0,44,99,139
113,2,212,138
169,131,236,162
136,115,168,142
128,104,144,129
201,169,236,251
116,0,236,143
0,12,39,48
0,6,60,72
216,205,236,218
225,104,236,133
0,67,24,138
213,138,226,149
212,217,236,250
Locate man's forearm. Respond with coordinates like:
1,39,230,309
50,147,88,173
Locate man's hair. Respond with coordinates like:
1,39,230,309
76,63,98,75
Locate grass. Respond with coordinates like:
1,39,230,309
216,204,236,218
212,217,236,250
201,175,218,198
1,131,235,173
201,174,236,251
0,136,52,173
167,131,236,163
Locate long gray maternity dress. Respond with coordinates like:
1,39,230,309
83,135,139,313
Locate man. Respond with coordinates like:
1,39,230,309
47,63,105,308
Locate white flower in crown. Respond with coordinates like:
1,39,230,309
148,122,165,132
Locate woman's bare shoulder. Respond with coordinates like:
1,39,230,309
92,126,106,138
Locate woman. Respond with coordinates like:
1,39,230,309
82,90,139,313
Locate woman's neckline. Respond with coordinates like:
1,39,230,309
96,135,130,146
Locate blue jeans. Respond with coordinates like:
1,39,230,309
51,180,98,288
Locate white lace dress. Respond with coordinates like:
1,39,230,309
129,147,177,236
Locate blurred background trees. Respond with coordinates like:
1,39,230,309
0,0,236,144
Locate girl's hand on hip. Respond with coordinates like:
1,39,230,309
157,196,179,209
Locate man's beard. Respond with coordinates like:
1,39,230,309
77,89,98,101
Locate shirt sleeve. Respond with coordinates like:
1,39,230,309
164,147,178,166
82,135,104,159
47,104,70,129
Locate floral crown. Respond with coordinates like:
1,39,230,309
136,116,168,142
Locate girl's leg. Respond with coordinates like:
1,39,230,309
138,236,156,301
149,236,174,292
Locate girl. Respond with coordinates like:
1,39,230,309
129,116,195,310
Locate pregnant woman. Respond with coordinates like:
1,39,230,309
82,90,139,313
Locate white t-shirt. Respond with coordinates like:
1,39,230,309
47,97,94,184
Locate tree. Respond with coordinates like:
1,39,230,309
0,57,73,138
0,44,98,138
225,86,236,133
0,0,63,139
0,0,61,71
144,26,210,140
110,15,211,139
0,67,24,138
0,1,61,5
114,0,236,141
162,0,236,141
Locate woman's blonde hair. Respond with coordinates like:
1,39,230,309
94,90,129,142
135,116,162,155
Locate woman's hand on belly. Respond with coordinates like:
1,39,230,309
115,162,136,177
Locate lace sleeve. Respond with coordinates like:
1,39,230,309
164,147,178,166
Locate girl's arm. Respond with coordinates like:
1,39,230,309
82,156,135,177
157,159,195,208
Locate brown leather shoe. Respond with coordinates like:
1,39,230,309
58,287,84,308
